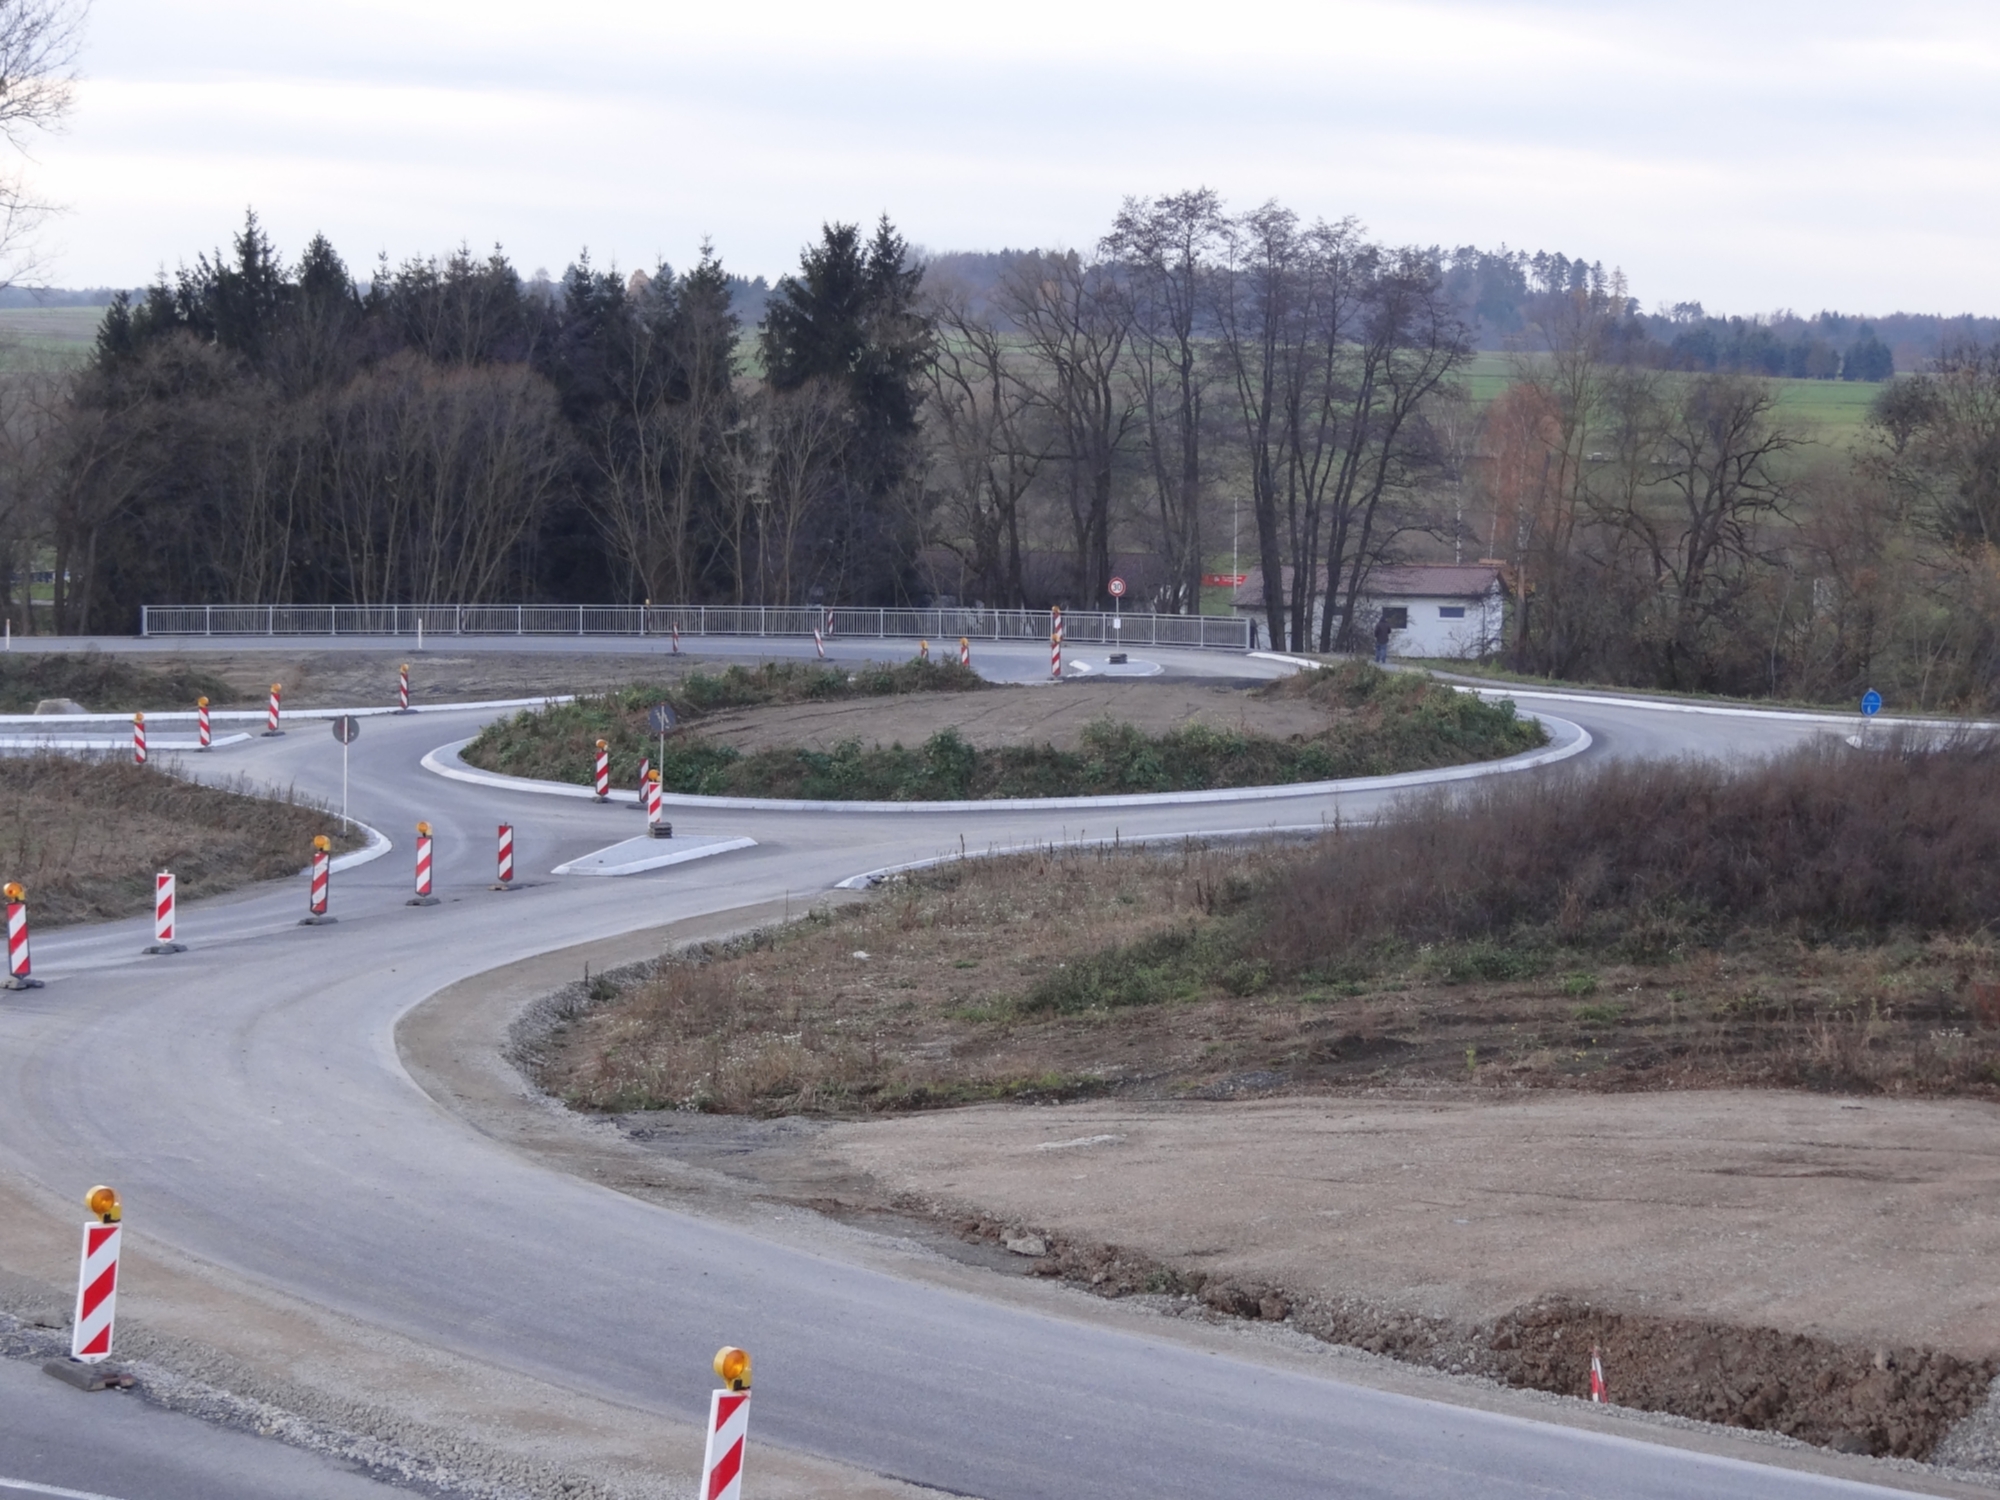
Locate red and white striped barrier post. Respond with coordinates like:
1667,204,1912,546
264,682,284,736
196,695,211,751
959,636,970,668
398,662,411,713
131,712,146,766
700,1346,753,1500
671,623,681,654
71,1185,123,1363
300,834,334,925
645,770,671,838
4,881,41,989
1590,1345,1606,1404
635,756,650,806
145,871,185,954
1050,606,1064,679
593,739,610,802
409,821,439,907
495,823,517,889
814,627,825,659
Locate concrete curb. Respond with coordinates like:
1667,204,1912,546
329,818,393,874
0,732,254,751
0,696,573,728
419,716,1591,814
550,835,758,877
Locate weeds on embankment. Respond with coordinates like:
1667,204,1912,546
0,652,237,713
535,733,2000,1115
464,659,1544,800
0,754,362,925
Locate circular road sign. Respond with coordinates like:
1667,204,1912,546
648,702,679,733
330,715,362,744
1107,576,1127,598
1861,689,1882,717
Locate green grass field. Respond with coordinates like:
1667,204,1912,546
1461,351,1881,447
0,305,105,370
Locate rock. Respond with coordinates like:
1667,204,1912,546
1830,1431,1873,1455
1003,1236,1047,1257
32,698,87,715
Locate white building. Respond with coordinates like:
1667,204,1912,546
1233,563,1507,659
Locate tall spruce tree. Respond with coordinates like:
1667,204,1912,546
760,216,933,602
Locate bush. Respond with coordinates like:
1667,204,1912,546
1252,733,2000,981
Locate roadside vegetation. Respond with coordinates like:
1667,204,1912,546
536,733,2000,1115
0,754,361,925
463,661,1543,800
0,652,237,713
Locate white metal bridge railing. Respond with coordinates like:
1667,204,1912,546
138,603,1253,652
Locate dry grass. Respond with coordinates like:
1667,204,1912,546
540,736,2000,1116
0,754,364,925
0,652,237,712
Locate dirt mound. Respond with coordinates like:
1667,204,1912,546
939,1213,1994,1460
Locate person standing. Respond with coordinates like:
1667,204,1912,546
1373,611,1393,664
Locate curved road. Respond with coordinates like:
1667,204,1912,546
0,640,1934,1499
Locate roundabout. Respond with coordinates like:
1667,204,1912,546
0,637,1940,1500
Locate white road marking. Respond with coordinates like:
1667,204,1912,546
0,1476,133,1500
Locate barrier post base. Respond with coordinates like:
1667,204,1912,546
43,1358,134,1392
297,914,338,926
3,976,43,990
490,881,522,893
261,730,286,738
143,942,187,955
649,824,674,839
406,895,441,907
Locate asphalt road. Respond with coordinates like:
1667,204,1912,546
0,639,1926,1499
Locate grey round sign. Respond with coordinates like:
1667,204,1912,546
330,715,362,744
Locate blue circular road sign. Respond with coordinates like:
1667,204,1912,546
1861,690,1882,717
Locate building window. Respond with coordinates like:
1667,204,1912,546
1439,605,1466,619
1381,606,1408,630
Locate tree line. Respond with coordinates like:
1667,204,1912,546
3,194,2000,711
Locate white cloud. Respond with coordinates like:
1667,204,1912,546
20,0,2000,312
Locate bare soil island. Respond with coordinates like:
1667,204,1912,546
694,679,1327,753
810,1091,2000,1457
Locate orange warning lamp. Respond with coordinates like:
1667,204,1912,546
400,662,409,673
4,882,22,902
416,821,432,837
647,769,661,784
133,711,144,723
271,682,282,693
596,738,608,750
714,1345,751,1391
85,1185,121,1223
312,835,331,853
197,696,209,709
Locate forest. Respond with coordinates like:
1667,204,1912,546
1,193,1997,710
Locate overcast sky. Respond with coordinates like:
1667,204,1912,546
26,0,2000,315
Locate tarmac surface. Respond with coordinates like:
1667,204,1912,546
0,633,1960,1499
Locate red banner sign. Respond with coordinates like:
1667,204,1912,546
1203,573,1248,587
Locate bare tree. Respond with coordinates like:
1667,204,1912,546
1103,188,1222,612
997,250,1135,604
0,0,88,287
922,288,1049,607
